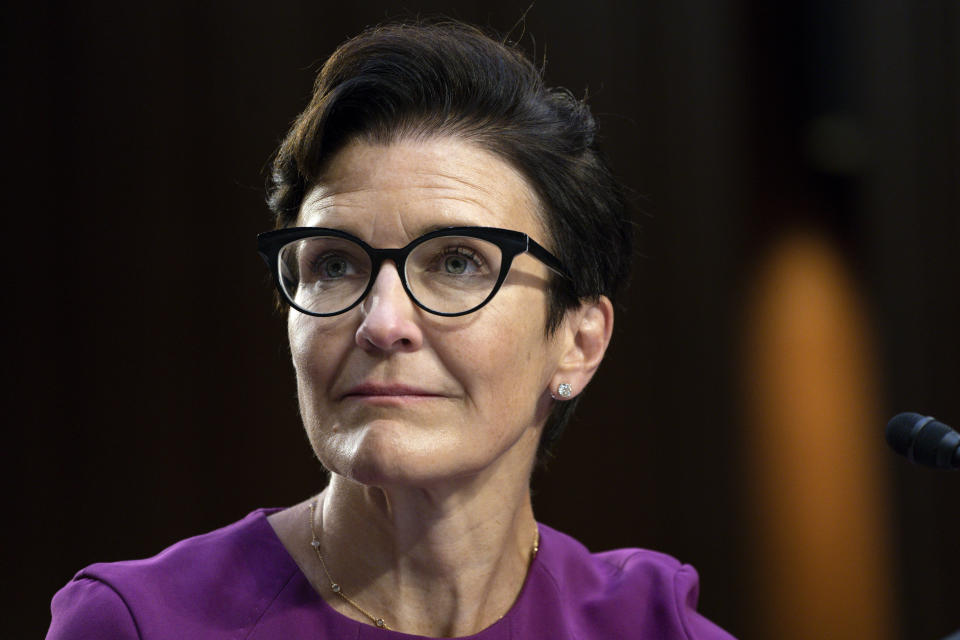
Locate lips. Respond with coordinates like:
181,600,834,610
341,383,443,399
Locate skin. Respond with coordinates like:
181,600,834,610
267,136,614,637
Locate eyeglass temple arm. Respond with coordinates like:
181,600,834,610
525,237,571,280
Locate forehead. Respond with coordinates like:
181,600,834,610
297,137,548,243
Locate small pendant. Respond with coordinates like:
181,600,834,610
376,619,385,628
331,583,341,593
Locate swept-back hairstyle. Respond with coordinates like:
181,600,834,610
267,20,634,462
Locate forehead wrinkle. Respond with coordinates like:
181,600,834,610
302,180,512,230
413,177,544,238
301,183,375,209
298,139,548,243
424,163,540,211
305,167,498,210
415,167,494,194
297,191,364,227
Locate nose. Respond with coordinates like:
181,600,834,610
355,261,424,353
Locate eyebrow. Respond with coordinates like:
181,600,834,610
415,222,477,236
311,222,483,240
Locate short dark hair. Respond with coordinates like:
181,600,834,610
267,20,634,462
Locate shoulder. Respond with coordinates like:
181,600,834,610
77,507,295,602
47,577,140,639
48,508,302,639
528,524,737,640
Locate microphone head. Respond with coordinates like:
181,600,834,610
886,412,960,470
885,412,929,460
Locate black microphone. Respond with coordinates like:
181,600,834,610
886,412,960,470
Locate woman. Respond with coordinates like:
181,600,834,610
48,21,735,639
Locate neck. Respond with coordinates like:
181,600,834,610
314,471,539,636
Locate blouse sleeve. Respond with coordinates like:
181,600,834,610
47,577,140,640
673,564,738,640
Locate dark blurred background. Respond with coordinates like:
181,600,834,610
5,2,958,638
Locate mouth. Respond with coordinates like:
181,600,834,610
341,383,445,401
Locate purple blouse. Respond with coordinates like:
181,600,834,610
47,508,736,639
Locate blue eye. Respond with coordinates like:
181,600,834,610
443,254,469,274
435,247,486,275
322,257,348,277
313,254,356,279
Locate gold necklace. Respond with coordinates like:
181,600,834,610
307,500,540,631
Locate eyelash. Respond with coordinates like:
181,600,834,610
436,246,487,270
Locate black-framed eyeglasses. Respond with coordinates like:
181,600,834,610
257,226,570,317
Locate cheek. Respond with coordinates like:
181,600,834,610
447,307,554,416
288,315,315,384
287,314,348,400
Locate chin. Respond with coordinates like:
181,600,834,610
313,420,484,488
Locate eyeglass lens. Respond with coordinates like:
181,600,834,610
277,235,505,315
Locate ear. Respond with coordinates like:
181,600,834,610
549,296,614,399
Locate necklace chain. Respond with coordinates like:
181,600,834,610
309,501,389,629
307,500,540,631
